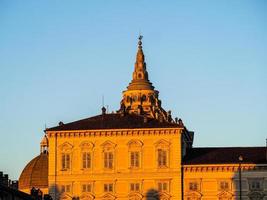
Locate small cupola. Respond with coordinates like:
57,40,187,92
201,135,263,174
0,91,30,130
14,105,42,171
40,135,49,154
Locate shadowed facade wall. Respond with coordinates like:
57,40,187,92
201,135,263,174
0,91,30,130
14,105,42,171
183,164,267,200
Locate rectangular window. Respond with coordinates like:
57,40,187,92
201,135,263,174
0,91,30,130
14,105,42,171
219,181,229,191
61,185,71,193
130,183,140,192
130,152,140,168
82,152,91,169
62,153,70,170
158,149,167,167
189,182,198,191
82,184,92,192
158,182,168,192
104,152,113,169
104,183,113,192
251,181,261,190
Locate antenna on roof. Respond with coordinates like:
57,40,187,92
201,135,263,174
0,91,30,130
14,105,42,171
106,105,109,114
102,95,105,107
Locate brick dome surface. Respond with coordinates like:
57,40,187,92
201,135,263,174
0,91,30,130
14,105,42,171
19,153,48,190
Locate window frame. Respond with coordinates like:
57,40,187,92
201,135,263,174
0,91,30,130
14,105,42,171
61,184,71,193
157,149,168,167
128,140,143,170
82,152,92,169
219,180,230,191
155,140,170,169
130,151,140,168
104,151,114,169
189,182,198,191
101,141,116,171
129,183,141,192
104,183,114,193
157,181,169,193
61,153,71,170
82,183,93,193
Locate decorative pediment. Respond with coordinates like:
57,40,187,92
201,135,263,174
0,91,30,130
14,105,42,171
127,139,143,148
185,191,202,200
154,139,170,148
101,193,116,200
217,191,233,200
101,141,116,151
60,194,72,200
80,193,95,200
248,191,264,200
158,192,171,200
80,141,94,150
59,142,73,151
128,192,143,200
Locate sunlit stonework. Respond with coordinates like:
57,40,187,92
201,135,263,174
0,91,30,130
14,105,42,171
18,37,267,200
119,36,171,122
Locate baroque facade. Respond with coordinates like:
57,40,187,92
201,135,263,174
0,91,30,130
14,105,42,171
19,37,267,200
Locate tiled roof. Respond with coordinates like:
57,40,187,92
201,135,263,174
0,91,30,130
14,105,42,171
19,153,48,190
183,147,267,165
46,113,183,131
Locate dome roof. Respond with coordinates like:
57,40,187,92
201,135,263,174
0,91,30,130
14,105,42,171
19,153,48,190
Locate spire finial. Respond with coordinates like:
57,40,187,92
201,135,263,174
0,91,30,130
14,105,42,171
138,35,143,49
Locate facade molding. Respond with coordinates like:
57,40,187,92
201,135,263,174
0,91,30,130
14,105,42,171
46,128,182,138
183,164,267,172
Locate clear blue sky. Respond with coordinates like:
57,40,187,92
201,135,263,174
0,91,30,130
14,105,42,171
0,1,266,180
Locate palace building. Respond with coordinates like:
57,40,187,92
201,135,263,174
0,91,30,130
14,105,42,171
19,37,267,200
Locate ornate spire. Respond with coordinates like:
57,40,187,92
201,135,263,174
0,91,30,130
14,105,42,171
138,35,143,49
118,36,172,122
127,36,152,90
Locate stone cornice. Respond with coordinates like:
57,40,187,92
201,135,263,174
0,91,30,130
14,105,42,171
46,128,181,138
183,164,267,172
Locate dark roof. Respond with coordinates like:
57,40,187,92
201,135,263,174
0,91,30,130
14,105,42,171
183,147,267,165
46,113,183,131
0,185,34,200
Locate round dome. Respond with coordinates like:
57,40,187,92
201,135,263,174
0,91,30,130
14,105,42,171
19,153,48,191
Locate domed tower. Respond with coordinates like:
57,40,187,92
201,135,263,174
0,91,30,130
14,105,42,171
18,135,48,194
119,36,172,122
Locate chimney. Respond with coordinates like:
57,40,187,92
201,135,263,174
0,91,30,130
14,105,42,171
102,106,106,115
58,121,64,126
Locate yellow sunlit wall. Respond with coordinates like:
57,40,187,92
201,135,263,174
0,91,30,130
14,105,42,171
47,128,183,200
